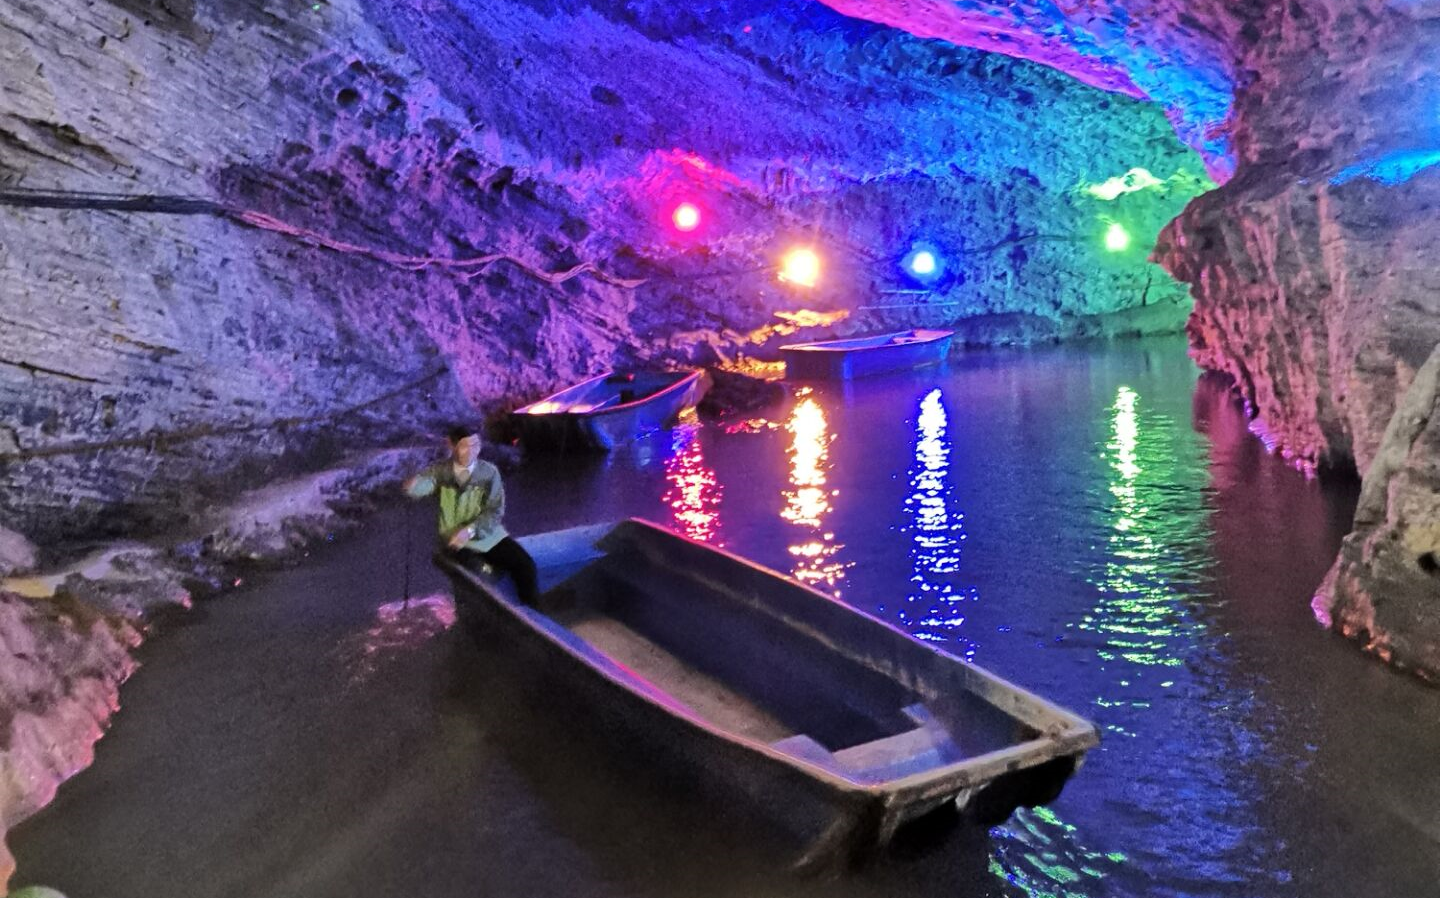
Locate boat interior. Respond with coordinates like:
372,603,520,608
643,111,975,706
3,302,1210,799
511,537,1036,785
514,370,692,415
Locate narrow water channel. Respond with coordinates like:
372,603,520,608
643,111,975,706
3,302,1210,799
15,337,1440,898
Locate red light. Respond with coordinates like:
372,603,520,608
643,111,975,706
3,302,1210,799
672,202,701,232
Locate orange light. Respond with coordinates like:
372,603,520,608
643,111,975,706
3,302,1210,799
779,247,821,288
672,202,701,232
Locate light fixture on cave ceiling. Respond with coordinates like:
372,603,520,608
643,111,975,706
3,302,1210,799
901,242,944,284
671,201,701,233
778,247,821,288
1084,167,1165,201
1103,221,1131,252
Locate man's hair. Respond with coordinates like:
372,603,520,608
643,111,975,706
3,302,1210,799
446,424,479,443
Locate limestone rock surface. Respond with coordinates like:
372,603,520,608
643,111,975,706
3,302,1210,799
1315,345,1440,681
0,446,428,891
1,0,1205,543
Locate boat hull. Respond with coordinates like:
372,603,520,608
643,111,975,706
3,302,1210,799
781,330,953,381
447,578,880,867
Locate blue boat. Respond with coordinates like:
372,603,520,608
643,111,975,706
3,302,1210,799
510,369,708,452
780,329,955,380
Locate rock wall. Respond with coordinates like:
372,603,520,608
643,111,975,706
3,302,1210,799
0,0,1205,545
1154,2,1440,477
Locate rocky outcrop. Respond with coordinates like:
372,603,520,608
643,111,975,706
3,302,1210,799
0,530,36,580
1315,345,1440,681
0,592,137,892
1157,170,1440,476
1,0,1205,543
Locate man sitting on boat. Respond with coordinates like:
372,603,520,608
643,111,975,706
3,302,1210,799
405,424,539,604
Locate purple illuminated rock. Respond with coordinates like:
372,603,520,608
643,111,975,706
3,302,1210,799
818,0,1244,175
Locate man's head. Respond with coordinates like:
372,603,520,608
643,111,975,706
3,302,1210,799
446,424,481,466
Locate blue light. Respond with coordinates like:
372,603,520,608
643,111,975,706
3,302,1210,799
901,243,944,283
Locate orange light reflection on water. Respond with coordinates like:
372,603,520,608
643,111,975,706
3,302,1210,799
782,393,849,594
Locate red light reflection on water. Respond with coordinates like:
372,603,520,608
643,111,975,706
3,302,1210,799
664,424,723,544
334,594,456,687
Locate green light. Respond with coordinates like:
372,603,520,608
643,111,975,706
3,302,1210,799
1104,222,1131,252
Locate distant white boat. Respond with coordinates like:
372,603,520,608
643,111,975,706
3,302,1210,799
780,329,955,380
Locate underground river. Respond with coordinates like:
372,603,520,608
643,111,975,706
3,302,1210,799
14,336,1440,898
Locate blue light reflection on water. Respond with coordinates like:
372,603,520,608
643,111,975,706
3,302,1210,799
896,388,979,658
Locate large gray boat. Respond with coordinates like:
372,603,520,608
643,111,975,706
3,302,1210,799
438,519,1099,868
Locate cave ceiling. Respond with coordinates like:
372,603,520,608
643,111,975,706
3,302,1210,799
813,0,1249,178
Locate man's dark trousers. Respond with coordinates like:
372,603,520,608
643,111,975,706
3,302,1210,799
456,536,539,604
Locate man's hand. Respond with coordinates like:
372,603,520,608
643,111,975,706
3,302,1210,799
447,526,473,550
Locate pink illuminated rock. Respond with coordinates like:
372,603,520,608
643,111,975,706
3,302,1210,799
0,593,139,891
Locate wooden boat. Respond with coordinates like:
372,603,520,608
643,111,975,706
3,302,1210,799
510,369,708,452
780,329,954,380
437,519,1100,868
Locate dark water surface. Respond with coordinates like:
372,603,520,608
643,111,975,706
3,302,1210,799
16,337,1440,898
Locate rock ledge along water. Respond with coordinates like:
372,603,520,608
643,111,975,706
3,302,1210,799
0,447,429,891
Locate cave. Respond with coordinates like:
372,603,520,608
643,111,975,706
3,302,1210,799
2,0,1439,895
